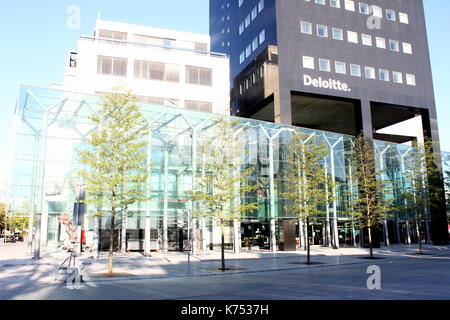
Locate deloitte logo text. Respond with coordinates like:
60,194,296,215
303,75,351,92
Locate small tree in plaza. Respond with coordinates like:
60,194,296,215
77,89,150,276
351,135,393,259
190,119,257,271
281,132,331,265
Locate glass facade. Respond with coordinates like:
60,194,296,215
9,86,448,250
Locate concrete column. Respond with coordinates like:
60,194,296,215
273,89,292,125
121,213,127,254
270,218,277,252
144,215,151,256
233,219,241,254
357,100,374,140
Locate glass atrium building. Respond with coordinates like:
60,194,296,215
9,85,449,252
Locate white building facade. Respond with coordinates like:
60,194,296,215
63,19,230,115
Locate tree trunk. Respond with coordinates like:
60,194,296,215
306,217,311,265
108,208,115,276
368,225,373,259
221,219,225,271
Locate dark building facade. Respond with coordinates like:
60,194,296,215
210,0,449,245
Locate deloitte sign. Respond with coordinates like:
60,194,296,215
303,75,351,92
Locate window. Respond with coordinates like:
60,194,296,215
365,66,376,79
185,100,213,113
239,22,244,35
99,30,128,44
403,42,412,54
330,0,340,8
134,60,180,82
98,56,128,77
186,66,212,86
317,25,328,37
165,64,180,82
251,6,258,20
245,14,251,28
399,12,409,24
258,0,264,12
259,29,266,44
406,74,416,86
371,5,382,18
379,69,390,82
301,21,313,34
386,9,396,21
315,0,326,4
252,37,258,51
359,3,369,14
319,58,331,72
376,37,386,49
303,56,315,69
347,31,358,43
344,0,355,11
392,72,403,84
239,0,244,7
332,28,344,40
350,64,361,77
240,51,245,64
362,34,372,46
389,40,400,52
335,61,346,74
245,44,251,57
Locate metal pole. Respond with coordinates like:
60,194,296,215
330,147,339,249
379,146,390,246
163,145,169,252
268,138,277,252
324,157,331,247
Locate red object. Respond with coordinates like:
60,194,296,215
81,230,86,244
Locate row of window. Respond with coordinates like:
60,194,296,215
98,29,209,53
302,55,417,85
135,95,213,113
97,56,213,86
300,21,412,54
238,0,265,35
305,0,410,24
239,64,266,94
239,29,266,64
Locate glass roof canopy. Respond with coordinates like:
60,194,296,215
10,85,442,227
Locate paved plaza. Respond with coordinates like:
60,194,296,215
0,241,449,300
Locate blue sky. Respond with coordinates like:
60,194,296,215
0,0,449,182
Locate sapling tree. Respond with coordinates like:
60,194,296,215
77,89,150,276
282,132,331,265
190,119,257,271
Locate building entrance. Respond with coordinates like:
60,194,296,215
241,221,270,250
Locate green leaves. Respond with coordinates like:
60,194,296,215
76,88,150,217
189,119,258,221
282,133,331,220
351,135,393,228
